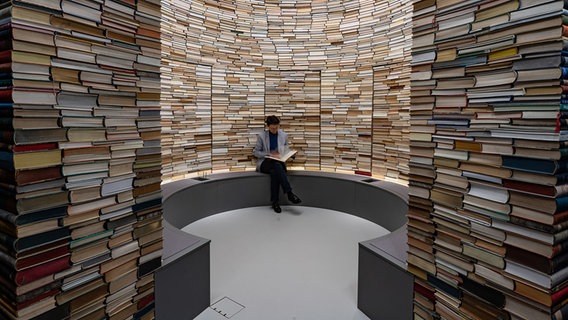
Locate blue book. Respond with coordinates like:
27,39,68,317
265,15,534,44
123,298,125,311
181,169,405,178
427,272,461,299
502,155,568,175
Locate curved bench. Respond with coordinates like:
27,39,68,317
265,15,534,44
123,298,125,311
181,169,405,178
155,171,412,320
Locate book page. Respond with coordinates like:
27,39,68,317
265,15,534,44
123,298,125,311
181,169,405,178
265,149,297,162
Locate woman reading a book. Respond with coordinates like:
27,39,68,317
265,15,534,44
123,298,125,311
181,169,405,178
254,115,302,213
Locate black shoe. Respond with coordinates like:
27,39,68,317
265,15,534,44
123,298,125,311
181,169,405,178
287,192,301,204
272,202,281,213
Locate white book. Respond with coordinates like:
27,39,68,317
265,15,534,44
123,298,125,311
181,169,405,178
265,149,297,163
504,259,568,290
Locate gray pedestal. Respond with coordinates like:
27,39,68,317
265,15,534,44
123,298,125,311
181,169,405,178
358,228,413,320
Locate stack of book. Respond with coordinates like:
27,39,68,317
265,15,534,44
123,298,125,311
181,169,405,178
0,0,162,319
159,0,413,179
265,70,321,170
410,0,568,319
160,0,218,181
370,0,412,181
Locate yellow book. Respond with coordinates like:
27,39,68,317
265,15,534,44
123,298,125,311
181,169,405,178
488,47,518,61
12,51,52,66
14,149,62,170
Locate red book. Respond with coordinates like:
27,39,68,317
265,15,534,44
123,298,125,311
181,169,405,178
13,143,58,153
0,89,12,103
137,292,155,309
552,284,568,305
0,62,10,73
414,282,435,301
15,166,62,186
504,179,567,197
354,170,372,176
13,256,70,285
16,245,69,270
0,50,11,63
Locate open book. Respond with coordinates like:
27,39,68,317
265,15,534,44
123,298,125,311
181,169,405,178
265,149,297,162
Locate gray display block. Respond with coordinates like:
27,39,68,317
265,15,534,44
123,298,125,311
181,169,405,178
155,222,211,320
358,228,413,320
159,171,411,319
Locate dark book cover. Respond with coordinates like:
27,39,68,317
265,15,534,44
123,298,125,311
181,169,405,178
12,288,59,311
12,129,67,145
135,302,154,320
0,106,11,118
0,88,12,103
0,150,12,163
0,278,61,305
0,130,13,144
552,210,568,225
0,286,58,313
0,192,16,213
504,179,567,197
513,55,562,70
0,39,11,52
0,62,12,74
0,50,10,63
507,245,568,274
553,303,568,320
104,214,137,230
10,245,69,271
81,252,111,269
503,155,568,175
0,256,70,285
460,276,505,308
510,216,568,234
460,290,509,320
0,227,70,252
414,282,435,301
139,109,160,117
0,167,14,184
138,257,161,278
132,197,161,213
136,292,154,310
0,206,66,227
15,166,62,186
30,302,69,320
12,0,63,16
433,54,487,69
426,273,461,300
509,191,568,214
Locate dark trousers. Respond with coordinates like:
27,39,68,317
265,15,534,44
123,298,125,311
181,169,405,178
260,159,291,203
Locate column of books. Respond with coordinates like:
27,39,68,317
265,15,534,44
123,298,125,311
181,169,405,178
410,0,568,319
160,0,214,182
207,1,265,171
370,0,412,181
321,1,374,173
264,70,321,170
0,0,162,319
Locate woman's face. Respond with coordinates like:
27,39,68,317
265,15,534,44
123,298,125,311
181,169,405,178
268,124,279,134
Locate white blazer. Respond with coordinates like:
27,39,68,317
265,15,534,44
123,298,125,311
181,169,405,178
253,129,289,171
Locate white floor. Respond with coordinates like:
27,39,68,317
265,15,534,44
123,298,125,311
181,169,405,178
182,205,389,320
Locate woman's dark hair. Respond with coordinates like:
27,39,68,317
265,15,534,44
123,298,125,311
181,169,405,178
265,115,280,126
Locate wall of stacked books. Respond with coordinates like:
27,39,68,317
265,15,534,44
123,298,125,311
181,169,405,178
410,0,568,319
0,0,162,319
160,0,412,181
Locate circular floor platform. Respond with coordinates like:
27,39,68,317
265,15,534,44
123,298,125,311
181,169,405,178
182,205,389,320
